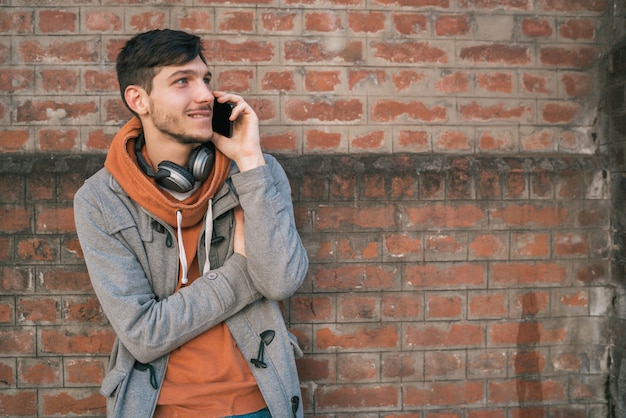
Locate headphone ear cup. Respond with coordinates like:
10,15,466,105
155,161,196,193
188,145,215,182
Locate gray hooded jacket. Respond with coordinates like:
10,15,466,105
74,154,308,418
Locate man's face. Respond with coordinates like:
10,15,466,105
146,55,215,144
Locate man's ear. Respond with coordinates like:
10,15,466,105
124,85,149,116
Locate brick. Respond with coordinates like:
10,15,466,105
373,99,447,123
522,72,552,94
539,46,598,68
0,207,31,233
459,0,530,9
304,70,341,92
382,352,423,380
353,129,387,151
468,350,507,377
513,291,550,317
0,328,35,355
41,389,106,416
405,381,484,406
0,390,37,416
512,233,550,258
434,130,471,152
291,295,334,322
64,358,106,386
129,11,167,32
0,129,30,152
337,353,378,381
407,203,486,228
0,10,34,33
460,101,532,122
491,262,566,286
469,293,506,318
391,70,425,91
296,355,334,381
477,72,514,93
371,41,448,64
261,11,297,31
16,99,98,123
489,321,567,345
427,294,463,319
39,10,77,33
314,264,398,290
406,263,485,288
17,297,59,323
348,11,385,33
316,324,399,350
40,327,114,355
17,237,57,262
460,44,530,65
542,0,606,12
0,358,16,386
284,40,362,63
304,12,342,32
315,384,399,410
62,296,104,323
286,98,362,122
512,351,546,374
85,10,123,31
0,298,13,324
38,268,92,293
489,379,566,402
406,323,483,348
18,358,62,386
559,18,595,40
218,11,254,32
261,71,296,91
492,204,567,227
83,69,117,92
0,68,34,93
339,295,379,321
425,350,465,378
39,128,79,151
18,39,99,64
36,206,75,233
41,68,79,93
382,293,422,320
204,39,275,63
435,14,471,36
521,17,553,37
316,205,397,230
305,129,343,151
436,71,470,94
0,267,34,293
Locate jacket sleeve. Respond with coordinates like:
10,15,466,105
73,181,261,364
230,155,309,300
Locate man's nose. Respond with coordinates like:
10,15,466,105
195,81,213,103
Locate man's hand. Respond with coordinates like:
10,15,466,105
211,91,265,172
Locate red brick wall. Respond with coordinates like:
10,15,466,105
0,0,617,416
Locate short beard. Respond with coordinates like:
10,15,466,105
150,101,213,145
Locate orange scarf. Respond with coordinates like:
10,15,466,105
104,117,231,228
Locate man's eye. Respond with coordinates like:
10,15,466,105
176,78,188,85
203,77,211,85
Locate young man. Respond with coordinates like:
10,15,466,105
73,29,309,418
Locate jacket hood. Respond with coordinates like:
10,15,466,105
104,117,231,228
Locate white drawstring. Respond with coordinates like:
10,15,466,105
203,199,213,275
176,210,188,285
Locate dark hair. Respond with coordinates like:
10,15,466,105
116,29,208,113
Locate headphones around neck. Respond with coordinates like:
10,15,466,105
134,133,215,193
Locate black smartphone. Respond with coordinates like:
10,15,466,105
212,101,234,138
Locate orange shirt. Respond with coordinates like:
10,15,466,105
154,221,266,417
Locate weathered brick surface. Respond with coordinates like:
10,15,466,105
0,0,622,415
